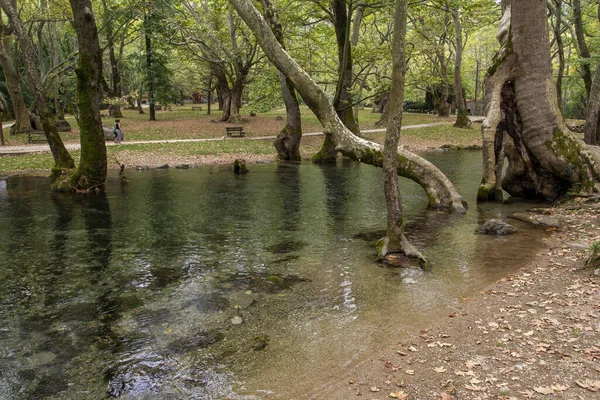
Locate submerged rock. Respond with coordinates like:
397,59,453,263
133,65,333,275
155,164,169,169
175,164,190,169
509,212,561,228
480,219,517,235
381,253,423,268
252,335,270,351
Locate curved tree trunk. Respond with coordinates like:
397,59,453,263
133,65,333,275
478,1,600,202
261,0,302,161
228,79,244,123
229,0,467,213
378,0,425,264
0,0,74,174
55,0,106,192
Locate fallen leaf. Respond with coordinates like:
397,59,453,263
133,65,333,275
533,386,554,395
575,380,600,392
389,391,408,399
370,386,381,392
405,370,415,375
550,384,568,392
434,367,447,373
464,384,483,392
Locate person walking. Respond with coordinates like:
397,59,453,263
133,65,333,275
114,119,123,143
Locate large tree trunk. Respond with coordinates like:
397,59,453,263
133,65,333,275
55,0,107,192
229,0,467,213
451,5,471,129
478,1,600,202
261,0,302,161
552,0,565,114
0,17,31,135
378,0,425,263
0,0,74,174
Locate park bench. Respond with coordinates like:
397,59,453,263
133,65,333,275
191,106,203,111
226,127,245,137
28,131,47,144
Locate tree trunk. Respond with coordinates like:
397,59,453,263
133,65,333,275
584,59,600,145
144,16,156,121
230,0,467,213
552,0,565,114
55,0,106,192
332,0,360,136
378,0,425,263
451,6,471,129
228,79,244,123
0,0,74,174
478,1,600,202
0,18,31,135
261,0,302,161
573,0,592,99
108,104,123,118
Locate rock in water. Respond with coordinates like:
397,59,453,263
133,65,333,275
233,159,248,174
480,219,516,235
231,316,243,325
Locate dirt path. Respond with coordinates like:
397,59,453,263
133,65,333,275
0,122,452,155
321,199,600,400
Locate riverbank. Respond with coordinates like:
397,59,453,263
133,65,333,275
321,198,600,399
0,107,483,176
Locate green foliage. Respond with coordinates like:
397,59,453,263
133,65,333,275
247,66,283,113
586,241,600,269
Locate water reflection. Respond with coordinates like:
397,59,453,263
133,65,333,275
0,153,551,399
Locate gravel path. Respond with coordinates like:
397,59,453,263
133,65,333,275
0,122,455,155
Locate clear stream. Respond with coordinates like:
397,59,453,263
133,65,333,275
0,151,550,399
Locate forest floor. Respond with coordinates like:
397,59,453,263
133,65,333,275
328,199,600,400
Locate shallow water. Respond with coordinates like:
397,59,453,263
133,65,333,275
0,151,549,399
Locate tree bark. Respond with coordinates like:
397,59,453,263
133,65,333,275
0,0,74,173
378,0,425,263
478,1,600,202
261,0,302,161
451,5,471,129
230,0,467,213
56,0,107,192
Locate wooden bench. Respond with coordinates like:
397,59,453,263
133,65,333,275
28,131,47,144
226,127,245,137
155,105,162,111
191,106,203,111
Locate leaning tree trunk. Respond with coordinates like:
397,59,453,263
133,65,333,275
229,0,467,213
261,0,302,161
54,0,107,192
478,1,600,202
378,0,425,263
0,0,74,174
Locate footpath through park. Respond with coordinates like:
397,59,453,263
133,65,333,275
0,121,463,156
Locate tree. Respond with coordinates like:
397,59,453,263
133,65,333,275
583,1,600,145
478,0,600,202
0,7,31,135
378,0,425,263
229,0,467,213
449,0,471,129
260,0,302,161
54,0,107,192
0,0,75,175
